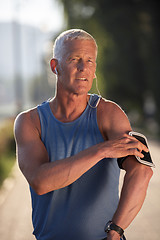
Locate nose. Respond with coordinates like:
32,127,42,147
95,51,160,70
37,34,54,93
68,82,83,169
77,59,86,72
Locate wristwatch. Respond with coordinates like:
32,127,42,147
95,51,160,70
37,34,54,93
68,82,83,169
105,221,124,237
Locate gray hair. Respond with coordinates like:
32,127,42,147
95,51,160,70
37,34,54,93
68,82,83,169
53,29,97,61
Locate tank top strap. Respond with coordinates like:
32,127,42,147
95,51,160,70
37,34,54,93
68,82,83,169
88,94,101,108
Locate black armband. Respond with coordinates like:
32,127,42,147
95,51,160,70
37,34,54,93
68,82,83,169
117,156,129,169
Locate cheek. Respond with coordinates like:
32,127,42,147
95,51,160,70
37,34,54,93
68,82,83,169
60,66,71,78
64,64,74,73
89,67,96,78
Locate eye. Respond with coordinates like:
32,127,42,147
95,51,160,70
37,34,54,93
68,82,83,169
87,59,93,63
68,57,77,63
70,58,78,63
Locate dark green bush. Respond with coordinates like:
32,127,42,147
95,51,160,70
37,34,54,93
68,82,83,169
0,120,16,186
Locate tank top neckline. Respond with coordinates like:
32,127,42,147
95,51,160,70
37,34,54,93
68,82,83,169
47,94,99,125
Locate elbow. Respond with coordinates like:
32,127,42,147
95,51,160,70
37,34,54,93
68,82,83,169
136,165,153,195
139,164,153,179
125,156,153,183
143,165,153,182
30,177,48,195
125,160,153,191
133,163,153,185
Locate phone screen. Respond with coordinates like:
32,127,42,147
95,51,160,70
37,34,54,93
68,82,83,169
131,133,154,166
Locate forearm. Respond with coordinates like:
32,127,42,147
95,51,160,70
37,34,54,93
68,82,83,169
18,133,150,195
31,143,104,195
30,136,144,195
111,158,153,231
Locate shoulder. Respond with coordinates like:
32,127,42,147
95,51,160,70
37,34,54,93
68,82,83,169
98,97,124,114
98,97,128,123
14,107,41,143
97,97,132,140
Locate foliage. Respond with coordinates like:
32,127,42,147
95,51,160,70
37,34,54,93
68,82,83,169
57,0,160,134
0,120,16,186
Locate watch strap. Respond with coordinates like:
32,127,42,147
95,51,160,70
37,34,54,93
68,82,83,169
105,221,124,237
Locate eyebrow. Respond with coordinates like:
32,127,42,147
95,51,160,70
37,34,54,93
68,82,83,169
68,55,79,59
68,55,95,60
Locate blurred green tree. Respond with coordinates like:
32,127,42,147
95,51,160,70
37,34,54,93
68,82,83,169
56,0,160,134
0,121,16,186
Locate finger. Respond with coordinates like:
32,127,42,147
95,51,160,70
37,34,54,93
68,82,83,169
126,135,149,153
129,148,144,158
135,140,149,153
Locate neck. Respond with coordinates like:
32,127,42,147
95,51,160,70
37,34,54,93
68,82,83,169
50,90,90,123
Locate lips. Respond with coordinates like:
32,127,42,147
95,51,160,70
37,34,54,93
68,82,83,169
76,78,88,81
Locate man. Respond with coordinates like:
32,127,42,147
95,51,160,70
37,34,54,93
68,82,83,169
14,29,153,240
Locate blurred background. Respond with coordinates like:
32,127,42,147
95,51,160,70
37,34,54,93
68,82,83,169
0,0,160,135
0,0,160,239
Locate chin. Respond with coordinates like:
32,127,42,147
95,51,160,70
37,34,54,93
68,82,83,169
74,88,90,96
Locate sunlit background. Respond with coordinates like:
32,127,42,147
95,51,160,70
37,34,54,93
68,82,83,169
0,0,160,138
0,0,64,118
0,1,160,240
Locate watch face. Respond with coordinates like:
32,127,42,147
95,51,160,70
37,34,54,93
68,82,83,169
107,224,111,231
105,221,112,232
107,222,111,228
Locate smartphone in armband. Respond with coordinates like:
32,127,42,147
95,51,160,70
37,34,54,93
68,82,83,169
129,131,155,168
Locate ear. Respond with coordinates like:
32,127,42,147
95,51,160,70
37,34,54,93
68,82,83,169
94,72,97,79
50,58,58,74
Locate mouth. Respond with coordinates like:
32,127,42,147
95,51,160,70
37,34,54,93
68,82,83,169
76,78,88,81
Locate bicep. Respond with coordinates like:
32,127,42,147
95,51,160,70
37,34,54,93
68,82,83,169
100,100,132,140
14,112,49,184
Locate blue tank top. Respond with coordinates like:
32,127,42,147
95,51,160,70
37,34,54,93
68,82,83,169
30,94,120,240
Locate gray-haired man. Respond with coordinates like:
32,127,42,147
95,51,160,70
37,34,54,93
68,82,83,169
14,29,152,240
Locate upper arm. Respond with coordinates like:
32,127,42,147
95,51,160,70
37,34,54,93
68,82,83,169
98,99,146,170
97,98,132,140
14,109,49,185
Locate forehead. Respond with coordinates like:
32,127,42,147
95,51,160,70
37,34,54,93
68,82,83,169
62,39,97,59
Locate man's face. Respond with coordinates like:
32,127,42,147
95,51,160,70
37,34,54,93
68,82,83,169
57,39,97,95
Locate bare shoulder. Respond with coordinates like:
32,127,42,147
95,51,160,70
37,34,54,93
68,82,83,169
14,107,41,143
97,97,132,139
98,97,128,121
98,97,124,114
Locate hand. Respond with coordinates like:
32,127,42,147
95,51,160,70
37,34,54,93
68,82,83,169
102,134,149,159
